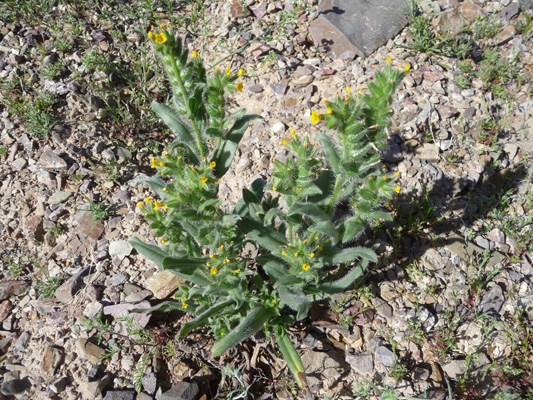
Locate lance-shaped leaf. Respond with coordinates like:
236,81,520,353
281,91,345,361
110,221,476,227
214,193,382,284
237,216,286,253
211,307,274,357
261,259,289,283
278,286,311,320
275,327,311,397
322,246,377,265
317,134,341,174
309,220,339,242
162,256,211,286
307,259,369,302
212,113,260,179
288,202,328,223
179,299,235,336
152,101,198,161
133,176,170,200
129,237,168,269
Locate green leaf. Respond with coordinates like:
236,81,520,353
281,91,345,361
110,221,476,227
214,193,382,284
309,220,339,242
223,108,247,129
317,134,341,174
211,307,274,357
162,256,211,286
129,237,168,269
237,216,287,252
308,260,369,302
307,170,335,205
212,113,261,179
288,203,327,222
278,286,311,320
275,327,310,394
323,246,377,264
261,259,289,283
179,299,235,336
152,101,198,161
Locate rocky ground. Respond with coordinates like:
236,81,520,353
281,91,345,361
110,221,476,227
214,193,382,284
0,0,533,399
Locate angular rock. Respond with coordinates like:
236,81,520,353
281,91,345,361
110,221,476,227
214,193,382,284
146,270,185,299
292,75,314,87
159,381,200,400
478,284,505,315
435,104,459,119
375,346,396,367
102,300,152,329
37,151,68,170
24,215,45,243
48,191,72,205
76,338,105,364
301,350,348,390
0,281,30,301
345,352,374,375
309,0,408,57
0,378,31,396
102,390,136,400
108,240,133,260
0,300,12,323
78,374,112,399
142,372,157,394
42,345,64,375
55,267,90,303
247,84,264,93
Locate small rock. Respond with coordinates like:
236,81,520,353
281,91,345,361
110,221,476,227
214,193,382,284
102,301,152,329
375,346,396,367
495,25,517,45
108,240,133,261
442,359,466,379
270,83,288,96
0,378,31,396
292,75,314,87
271,121,286,134
0,300,12,323
478,284,505,315
499,2,520,21
12,158,26,170
0,281,30,301
42,345,64,375
435,104,459,119
345,352,374,375
247,84,263,93
159,381,200,400
340,50,356,61
102,390,136,400
142,372,157,394
78,374,112,399
75,338,105,364
487,228,505,244
37,151,68,170
475,236,490,250
48,191,72,205
422,70,445,82
146,270,185,299
55,267,90,303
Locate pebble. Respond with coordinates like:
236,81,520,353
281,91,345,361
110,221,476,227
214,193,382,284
0,378,31,395
159,381,199,400
37,151,68,170
375,346,396,367
48,191,72,205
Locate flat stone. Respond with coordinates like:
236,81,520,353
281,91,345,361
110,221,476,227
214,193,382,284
309,0,408,57
475,236,490,250
271,121,286,134
413,143,439,162
159,381,200,400
48,191,72,205
41,345,64,375
109,240,133,260
301,350,348,390
292,75,314,87
442,359,466,379
0,281,30,301
72,210,105,243
435,104,459,119
478,284,505,315
102,300,152,329
432,8,463,36
247,84,264,93
142,372,157,394
24,215,45,243
75,338,105,364
146,270,185,299
495,25,517,45
375,346,396,367
125,289,152,303
12,158,26,170
102,390,136,400
371,297,393,319
78,374,112,399
0,378,31,395
37,151,68,170
55,267,90,303
345,352,374,375
0,300,13,322
499,2,520,21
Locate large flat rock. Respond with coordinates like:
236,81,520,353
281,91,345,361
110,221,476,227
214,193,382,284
309,0,409,58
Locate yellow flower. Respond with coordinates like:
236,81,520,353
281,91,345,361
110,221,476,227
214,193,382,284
144,197,152,204
224,258,230,264
317,245,323,252
294,252,299,257
234,269,240,273
210,267,218,275
282,251,286,256
282,138,287,145
345,96,349,103
192,50,199,58
386,56,392,64
215,67,220,72
236,82,243,92
154,201,162,211
302,263,310,271
323,99,329,104
136,202,143,208
182,302,188,309
159,161,166,167
209,254,215,259
272,187,277,191
148,31,154,39
237,68,246,77
310,110,323,125
162,205,168,212
155,32,167,44
225,66,231,77
404,64,411,73
162,151,168,156
309,253,315,258
395,186,401,193
383,176,387,180
201,176,208,185
290,129,296,136
151,157,157,168
161,239,167,244
346,87,351,94
210,161,216,168
395,171,400,177
326,107,333,114
162,188,168,193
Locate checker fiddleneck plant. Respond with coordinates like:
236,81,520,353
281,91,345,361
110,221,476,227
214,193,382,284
129,26,407,395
